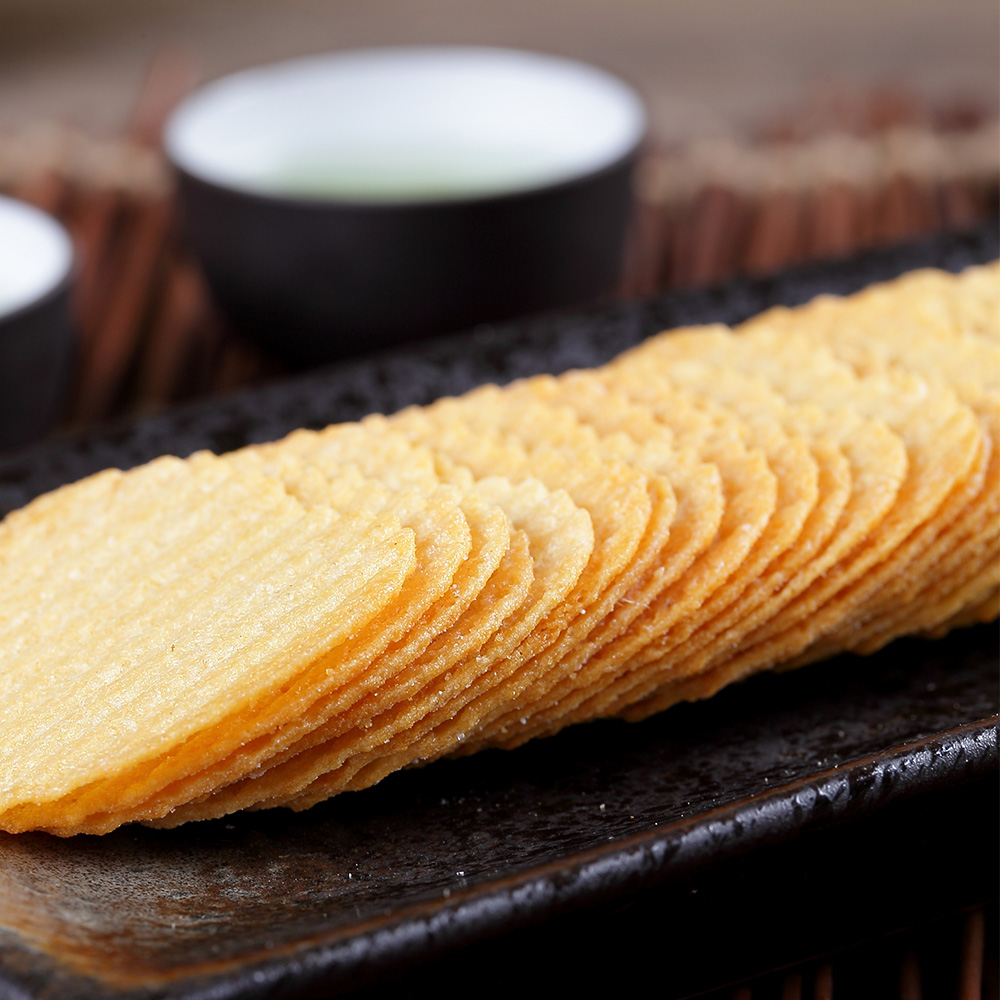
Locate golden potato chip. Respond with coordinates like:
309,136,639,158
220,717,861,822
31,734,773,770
924,583,998,635
86,427,509,823
444,376,694,751
153,452,591,821
36,431,483,831
373,398,659,739
463,368,779,744
0,452,416,834
738,269,999,650
617,325,981,722
272,471,594,810
142,476,532,827
577,380,848,719
58,470,480,833
645,326,977,642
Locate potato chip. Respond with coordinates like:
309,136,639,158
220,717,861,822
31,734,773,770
276,472,594,809
572,398,839,718
652,329,975,640
738,269,999,651
146,477,533,826
449,376,700,750
0,452,416,833
454,368,778,745
372,399,659,738
60,475,481,832
924,583,998,635
618,321,982,722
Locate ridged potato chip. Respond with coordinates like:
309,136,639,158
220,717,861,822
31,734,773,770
281,471,594,809
383,394,671,750
0,452,416,834
739,268,1000,651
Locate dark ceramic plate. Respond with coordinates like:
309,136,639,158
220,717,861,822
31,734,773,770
0,226,997,1000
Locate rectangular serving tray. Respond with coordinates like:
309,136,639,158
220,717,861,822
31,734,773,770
0,225,997,1000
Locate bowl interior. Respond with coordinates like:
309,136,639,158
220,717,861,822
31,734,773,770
165,47,646,203
0,196,73,321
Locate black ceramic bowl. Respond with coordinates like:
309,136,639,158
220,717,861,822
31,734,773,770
164,47,646,368
0,195,74,452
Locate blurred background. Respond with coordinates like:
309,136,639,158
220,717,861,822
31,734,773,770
0,0,997,427
1,0,997,139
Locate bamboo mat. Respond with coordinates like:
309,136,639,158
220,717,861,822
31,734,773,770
0,54,997,434
708,905,997,1000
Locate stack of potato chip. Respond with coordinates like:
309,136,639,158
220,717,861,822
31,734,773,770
1,263,997,836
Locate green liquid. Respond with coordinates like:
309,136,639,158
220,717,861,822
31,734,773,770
0,287,29,314
256,146,564,202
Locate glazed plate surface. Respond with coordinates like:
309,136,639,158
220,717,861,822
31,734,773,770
1,225,997,1000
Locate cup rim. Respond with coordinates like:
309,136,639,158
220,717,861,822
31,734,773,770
0,195,75,328
164,45,648,210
